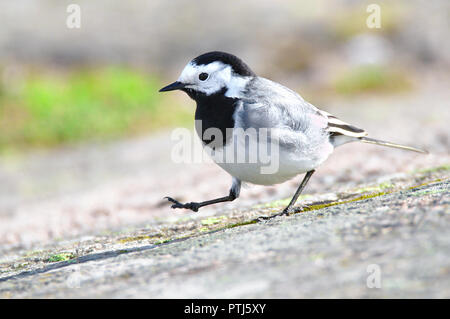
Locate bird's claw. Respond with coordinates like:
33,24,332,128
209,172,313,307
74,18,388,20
164,197,200,212
257,205,304,221
281,205,305,216
280,209,291,216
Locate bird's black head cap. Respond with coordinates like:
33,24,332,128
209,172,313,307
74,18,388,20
192,51,256,77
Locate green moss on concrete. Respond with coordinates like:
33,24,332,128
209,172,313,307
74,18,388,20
416,164,450,174
201,216,227,225
253,195,312,209
351,182,394,194
47,252,75,263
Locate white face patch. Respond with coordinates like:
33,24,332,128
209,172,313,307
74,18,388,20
177,61,250,97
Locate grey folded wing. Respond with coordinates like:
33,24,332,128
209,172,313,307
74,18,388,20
234,77,329,151
235,77,367,149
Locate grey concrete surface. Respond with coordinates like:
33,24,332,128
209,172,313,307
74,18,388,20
0,176,448,298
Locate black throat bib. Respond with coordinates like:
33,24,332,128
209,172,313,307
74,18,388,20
187,87,239,147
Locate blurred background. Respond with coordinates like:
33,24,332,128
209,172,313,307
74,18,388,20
0,0,449,248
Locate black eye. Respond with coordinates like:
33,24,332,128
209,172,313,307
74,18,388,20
199,72,208,81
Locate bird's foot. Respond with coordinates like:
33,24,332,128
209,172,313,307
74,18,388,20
284,205,306,215
280,209,291,216
279,207,292,216
256,206,301,222
255,211,288,222
164,197,200,212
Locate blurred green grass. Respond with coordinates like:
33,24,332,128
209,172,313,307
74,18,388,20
0,64,413,154
333,65,411,95
0,67,192,153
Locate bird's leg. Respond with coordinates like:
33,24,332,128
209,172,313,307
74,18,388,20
165,193,236,212
280,170,315,216
165,178,241,212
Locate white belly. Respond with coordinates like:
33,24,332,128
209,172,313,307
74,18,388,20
205,133,334,185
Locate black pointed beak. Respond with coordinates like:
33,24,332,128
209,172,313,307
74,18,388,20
159,81,186,92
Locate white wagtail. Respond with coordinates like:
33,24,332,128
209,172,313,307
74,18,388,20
160,51,426,215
